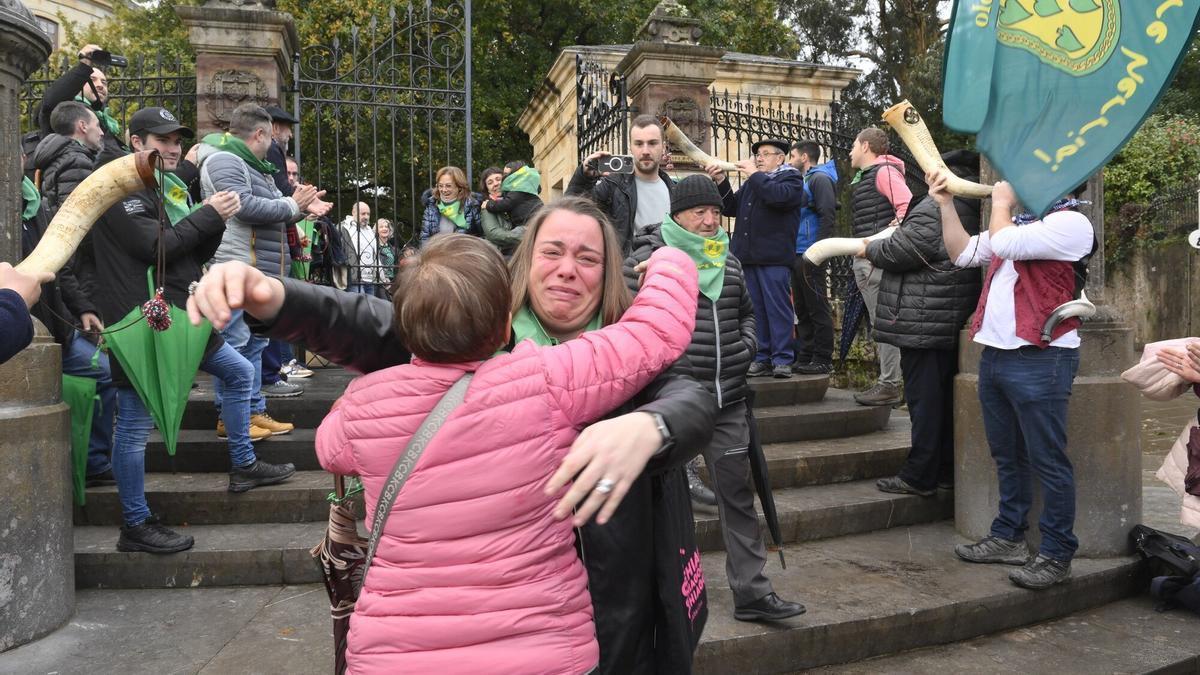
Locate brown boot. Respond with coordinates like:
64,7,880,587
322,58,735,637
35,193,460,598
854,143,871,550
217,420,272,442
250,413,294,436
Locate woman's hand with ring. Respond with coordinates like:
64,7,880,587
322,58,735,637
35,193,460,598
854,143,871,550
545,412,662,526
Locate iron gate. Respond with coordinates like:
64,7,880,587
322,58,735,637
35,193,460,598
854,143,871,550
575,53,629,163
294,0,472,253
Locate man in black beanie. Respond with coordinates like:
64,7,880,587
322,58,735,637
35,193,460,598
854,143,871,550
623,174,806,623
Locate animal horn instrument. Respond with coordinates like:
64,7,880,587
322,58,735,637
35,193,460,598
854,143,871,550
17,150,158,275
660,116,737,172
881,100,992,199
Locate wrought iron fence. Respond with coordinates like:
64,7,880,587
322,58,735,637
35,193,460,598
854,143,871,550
1136,181,1200,238
20,53,196,136
575,53,629,163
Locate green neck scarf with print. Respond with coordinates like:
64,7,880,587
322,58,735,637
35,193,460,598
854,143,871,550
511,304,602,346
437,199,466,229
501,166,541,196
74,96,119,137
659,213,728,304
157,170,199,226
201,132,277,175
21,176,40,221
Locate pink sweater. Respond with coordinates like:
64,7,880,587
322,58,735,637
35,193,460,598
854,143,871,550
316,247,699,674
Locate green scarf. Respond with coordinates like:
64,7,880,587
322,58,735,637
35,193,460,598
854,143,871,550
201,132,278,175
501,166,541,196
850,169,864,185
21,176,40,221
74,96,120,137
157,170,199,226
660,214,728,303
511,304,602,346
437,199,466,229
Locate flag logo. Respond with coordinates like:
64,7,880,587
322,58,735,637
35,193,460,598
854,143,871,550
703,239,725,259
997,0,1121,75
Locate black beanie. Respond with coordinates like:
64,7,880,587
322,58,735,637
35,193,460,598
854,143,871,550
670,175,723,217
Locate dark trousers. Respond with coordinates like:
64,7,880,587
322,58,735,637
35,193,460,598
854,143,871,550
978,346,1081,562
744,264,795,366
898,347,958,491
791,257,833,365
261,339,294,385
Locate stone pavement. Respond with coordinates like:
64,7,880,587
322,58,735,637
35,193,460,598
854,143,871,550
2,394,1198,674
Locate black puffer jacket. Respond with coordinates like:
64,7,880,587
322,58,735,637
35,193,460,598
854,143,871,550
248,281,716,674
865,192,982,350
31,133,97,216
566,166,675,255
851,161,904,238
624,223,755,408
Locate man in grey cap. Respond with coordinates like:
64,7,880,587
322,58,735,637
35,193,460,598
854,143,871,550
708,139,806,379
623,174,806,622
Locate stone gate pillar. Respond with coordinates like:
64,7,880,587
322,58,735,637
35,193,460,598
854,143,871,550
615,0,724,171
955,167,1142,557
176,0,297,137
0,0,68,654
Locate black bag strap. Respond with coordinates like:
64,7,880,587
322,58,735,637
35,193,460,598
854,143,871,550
358,372,472,590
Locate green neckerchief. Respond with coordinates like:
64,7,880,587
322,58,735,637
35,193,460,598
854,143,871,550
21,176,40,221
74,96,119,136
157,170,199,225
659,214,728,304
511,304,602,346
501,166,541,196
437,199,466,229
201,132,278,175
850,169,864,185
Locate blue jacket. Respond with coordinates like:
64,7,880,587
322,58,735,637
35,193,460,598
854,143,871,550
719,166,806,266
795,161,838,255
0,289,33,365
419,189,482,246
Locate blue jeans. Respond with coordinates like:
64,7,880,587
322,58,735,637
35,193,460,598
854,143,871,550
213,310,267,415
113,343,257,527
61,332,114,476
744,264,795,366
978,346,1081,562
346,283,374,295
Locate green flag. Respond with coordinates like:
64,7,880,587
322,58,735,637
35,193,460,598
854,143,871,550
62,374,97,506
943,0,1200,215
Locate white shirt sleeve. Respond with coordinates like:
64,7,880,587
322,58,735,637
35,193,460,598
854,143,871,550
954,232,993,268
988,211,1094,262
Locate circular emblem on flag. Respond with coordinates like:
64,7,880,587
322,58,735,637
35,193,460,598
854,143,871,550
996,0,1120,76
703,239,725,259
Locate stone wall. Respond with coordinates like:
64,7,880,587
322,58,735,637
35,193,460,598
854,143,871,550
1105,244,1200,347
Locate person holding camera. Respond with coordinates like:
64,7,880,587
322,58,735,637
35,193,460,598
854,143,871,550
37,44,127,159
568,114,693,255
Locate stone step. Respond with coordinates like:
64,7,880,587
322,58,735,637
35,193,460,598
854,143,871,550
749,374,829,407
74,470,358,527
741,417,911,490
812,596,1200,674
143,429,322,473
754,389,892,444
690,522,1143,674
693,479,951,552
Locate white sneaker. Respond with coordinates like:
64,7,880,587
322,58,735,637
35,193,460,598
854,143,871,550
280,359,314,379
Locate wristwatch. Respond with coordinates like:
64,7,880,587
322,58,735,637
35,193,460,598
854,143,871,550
649,412,674,455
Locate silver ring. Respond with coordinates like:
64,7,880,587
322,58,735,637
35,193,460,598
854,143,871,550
594,478,615,495
187,281,199,296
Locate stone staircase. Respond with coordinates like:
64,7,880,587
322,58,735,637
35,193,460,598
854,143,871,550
70,368,1145,672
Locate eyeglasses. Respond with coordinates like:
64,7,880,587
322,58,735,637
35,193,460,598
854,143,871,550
436,183,457,189
754,151,784,159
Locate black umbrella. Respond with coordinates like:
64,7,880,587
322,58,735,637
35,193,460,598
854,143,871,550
839,281,867,362
745,390,786,569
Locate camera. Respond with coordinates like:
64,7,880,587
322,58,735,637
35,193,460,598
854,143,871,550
589,154,635,174
86,50,128,68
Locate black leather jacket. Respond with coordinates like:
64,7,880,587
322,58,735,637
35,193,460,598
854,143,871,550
249,280,716,673
566,166,675,255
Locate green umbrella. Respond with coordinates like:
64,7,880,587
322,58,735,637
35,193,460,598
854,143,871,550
104,268,212,456
61,374,97,506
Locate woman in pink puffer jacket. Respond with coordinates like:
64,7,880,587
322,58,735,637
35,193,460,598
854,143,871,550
316,232,698,674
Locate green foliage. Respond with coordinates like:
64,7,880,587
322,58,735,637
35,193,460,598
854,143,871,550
61,0,195,64
1103,114,1200,267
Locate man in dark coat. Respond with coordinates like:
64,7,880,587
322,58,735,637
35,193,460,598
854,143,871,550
858,150,983,496
37,44,126,159
32,100,102,216
711,139,807,379
624,175,805,623
788,139,838,374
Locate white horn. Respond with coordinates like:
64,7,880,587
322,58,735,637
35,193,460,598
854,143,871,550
1040,290,1097,342
18,151,158,275
660,115,738,172
881,100,993,199
803,226,897,266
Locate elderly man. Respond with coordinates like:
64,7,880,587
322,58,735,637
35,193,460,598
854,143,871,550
709,139,806,379
341,202,379,295
623,174,806,622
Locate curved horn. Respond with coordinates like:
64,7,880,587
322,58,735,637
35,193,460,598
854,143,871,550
660,116,737,172
1040,290,1096,342
17,150,158,275
803,226,897,266
881,100,993,199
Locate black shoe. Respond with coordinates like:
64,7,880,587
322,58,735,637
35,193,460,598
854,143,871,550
228,460,296,493
85,469,116,487
1009,554,1071,590
954,535,1029,565
117,516,194,554
734,592,806,622
875,475,935,497
687,459,717,507
793,361,833,375
747,362,771,378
